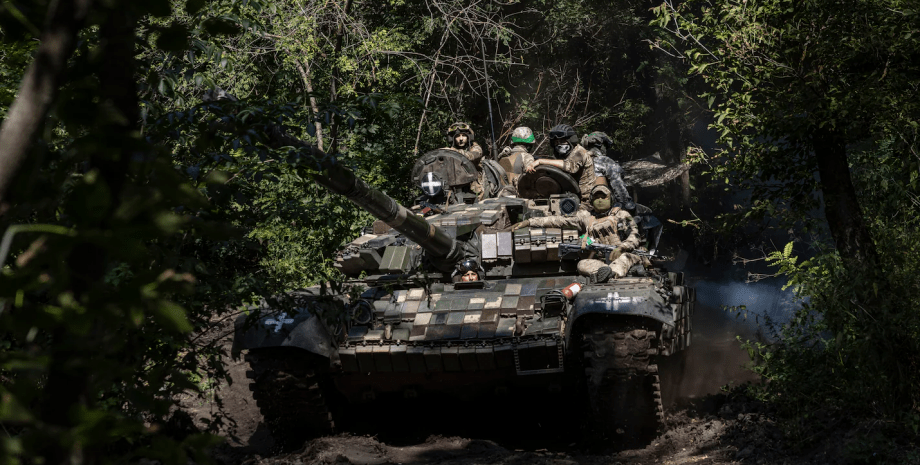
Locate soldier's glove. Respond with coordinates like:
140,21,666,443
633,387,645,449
608,248,624,262
510,220,530,231
499,146,512,158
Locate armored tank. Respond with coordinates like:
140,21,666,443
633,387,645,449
233,147,694,447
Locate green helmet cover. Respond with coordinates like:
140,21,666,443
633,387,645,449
511,133,535,144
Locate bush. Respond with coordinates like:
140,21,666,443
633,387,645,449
742,140,920,440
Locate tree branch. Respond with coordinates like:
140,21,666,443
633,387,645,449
0,0,93,206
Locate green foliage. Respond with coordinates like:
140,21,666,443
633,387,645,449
738,141,920,444
0,0,705,463
653,0,920,230
0,40,33,118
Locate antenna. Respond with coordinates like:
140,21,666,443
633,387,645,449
479,35,498,160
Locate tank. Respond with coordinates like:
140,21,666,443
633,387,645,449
233,147,694,447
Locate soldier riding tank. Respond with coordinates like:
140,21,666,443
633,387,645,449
233,146,694,447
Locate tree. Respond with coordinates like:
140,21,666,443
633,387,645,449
652,0,920,263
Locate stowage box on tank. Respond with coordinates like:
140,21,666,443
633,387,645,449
233,147,694,447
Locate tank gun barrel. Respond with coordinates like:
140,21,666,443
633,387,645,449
201,91,463,266
305,145,461,263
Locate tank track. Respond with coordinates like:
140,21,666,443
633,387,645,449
244,349,334,448
582,326,663,443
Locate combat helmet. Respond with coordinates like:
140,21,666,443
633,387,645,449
581,132,613,155
548,124,579,157
510,126,535,144
446,122,475,146
548,124,578,145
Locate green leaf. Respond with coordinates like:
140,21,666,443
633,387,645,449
154,301,193,333
0,387,34,423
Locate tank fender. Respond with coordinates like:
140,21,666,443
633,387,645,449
232,310,336,360
564,287,675,346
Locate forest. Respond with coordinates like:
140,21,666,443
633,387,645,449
0,0,918,463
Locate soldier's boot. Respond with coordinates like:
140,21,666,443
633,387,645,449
577,259,613,283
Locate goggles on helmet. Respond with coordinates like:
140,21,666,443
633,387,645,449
457,258,480,273
448,122,472,134
549,129,570,139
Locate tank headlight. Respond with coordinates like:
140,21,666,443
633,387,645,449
560,197,579,216
350,301,374,325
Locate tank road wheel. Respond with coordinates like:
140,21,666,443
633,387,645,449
244,348,335,449
582,325,663,445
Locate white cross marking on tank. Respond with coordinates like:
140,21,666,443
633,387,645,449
605,292,632,311
263,312,294,332
422,173,441,194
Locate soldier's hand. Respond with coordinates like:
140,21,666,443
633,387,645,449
608,248,624,262
510,220,530,231
524,160,538,173
499,146,512,157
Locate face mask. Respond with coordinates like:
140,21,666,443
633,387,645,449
555,143,571,156
592,198,611,212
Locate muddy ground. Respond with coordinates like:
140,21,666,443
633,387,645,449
184,296,916,465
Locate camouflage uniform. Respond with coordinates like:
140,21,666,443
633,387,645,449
528,207,644,279
499,145,532,185
581,131,633,205
443,142,484,195
561,145,597,204
449,142,483,168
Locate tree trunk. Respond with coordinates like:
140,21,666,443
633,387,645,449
39,7,138,465
0,0,93,206
814,129,877,264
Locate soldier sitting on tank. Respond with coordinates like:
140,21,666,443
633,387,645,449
510,185,647,283
581,131,633,206
442,122,484,195
497,126,535,185
524,124,596,207
452,258,484,282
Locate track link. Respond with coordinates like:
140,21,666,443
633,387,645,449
245,349,334,449
582,326,663,443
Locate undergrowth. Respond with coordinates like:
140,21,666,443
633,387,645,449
734,141,920,462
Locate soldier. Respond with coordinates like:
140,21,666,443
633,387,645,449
443,122,484,196
510,185,646,283
580,131,633,206
498,126,535,184
452,258,483,282
444,122,483,168
524,124,596,206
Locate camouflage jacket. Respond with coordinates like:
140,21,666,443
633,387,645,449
529,207,640,250
561,145,596,202
443,142,483,168
498,145,532,184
